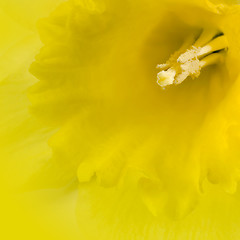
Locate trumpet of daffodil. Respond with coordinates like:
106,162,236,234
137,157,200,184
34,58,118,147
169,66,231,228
1,0,240,239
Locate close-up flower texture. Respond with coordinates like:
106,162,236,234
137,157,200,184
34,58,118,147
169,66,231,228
1,0,240,239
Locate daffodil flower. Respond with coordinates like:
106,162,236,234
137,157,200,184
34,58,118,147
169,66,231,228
1,0,240,239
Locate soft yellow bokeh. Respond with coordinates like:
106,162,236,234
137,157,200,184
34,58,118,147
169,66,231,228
0,0,80,239
1,0,240,239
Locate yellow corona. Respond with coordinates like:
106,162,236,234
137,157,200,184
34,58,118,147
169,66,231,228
1,0,240,240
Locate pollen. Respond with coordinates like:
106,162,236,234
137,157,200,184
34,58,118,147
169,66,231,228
157,29,228,89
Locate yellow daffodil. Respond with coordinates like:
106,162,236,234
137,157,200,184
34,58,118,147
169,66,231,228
1,0,240,239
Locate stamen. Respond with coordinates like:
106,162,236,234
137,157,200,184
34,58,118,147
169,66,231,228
194,28,220,47
200,52,225,66
156,29,228,89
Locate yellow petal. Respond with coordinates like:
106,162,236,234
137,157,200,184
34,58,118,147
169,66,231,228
77,177,240,240
27,0,240,220
2,0,240,239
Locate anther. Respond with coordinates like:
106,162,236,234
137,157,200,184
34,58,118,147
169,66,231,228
156,29,228,89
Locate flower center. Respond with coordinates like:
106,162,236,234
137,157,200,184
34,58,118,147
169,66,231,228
156,29,228,89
